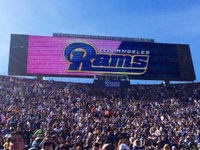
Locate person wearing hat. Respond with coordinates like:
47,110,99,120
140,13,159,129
30,137,43,149
3,134,11,150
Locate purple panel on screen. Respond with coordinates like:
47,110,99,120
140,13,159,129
27,36,121,76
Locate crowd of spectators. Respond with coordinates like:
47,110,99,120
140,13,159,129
0,75,199,150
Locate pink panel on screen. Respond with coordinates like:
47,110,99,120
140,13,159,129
27,36,121,76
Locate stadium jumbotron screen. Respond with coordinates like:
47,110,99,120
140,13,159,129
8,34,195,81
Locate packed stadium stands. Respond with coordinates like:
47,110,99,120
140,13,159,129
0,75,199,150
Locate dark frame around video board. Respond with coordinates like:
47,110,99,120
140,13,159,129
8,34,196,81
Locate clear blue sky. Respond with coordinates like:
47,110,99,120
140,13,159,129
0,0,200,82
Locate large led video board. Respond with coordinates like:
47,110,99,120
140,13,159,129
8,34,196,81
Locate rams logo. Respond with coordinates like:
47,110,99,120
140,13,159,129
64,42,149,75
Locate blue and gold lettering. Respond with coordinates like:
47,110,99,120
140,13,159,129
132,56,148,68
64,42,149,75
110,55,132,68
92,54,110,67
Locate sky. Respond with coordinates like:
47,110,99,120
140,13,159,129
0,0,200,83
